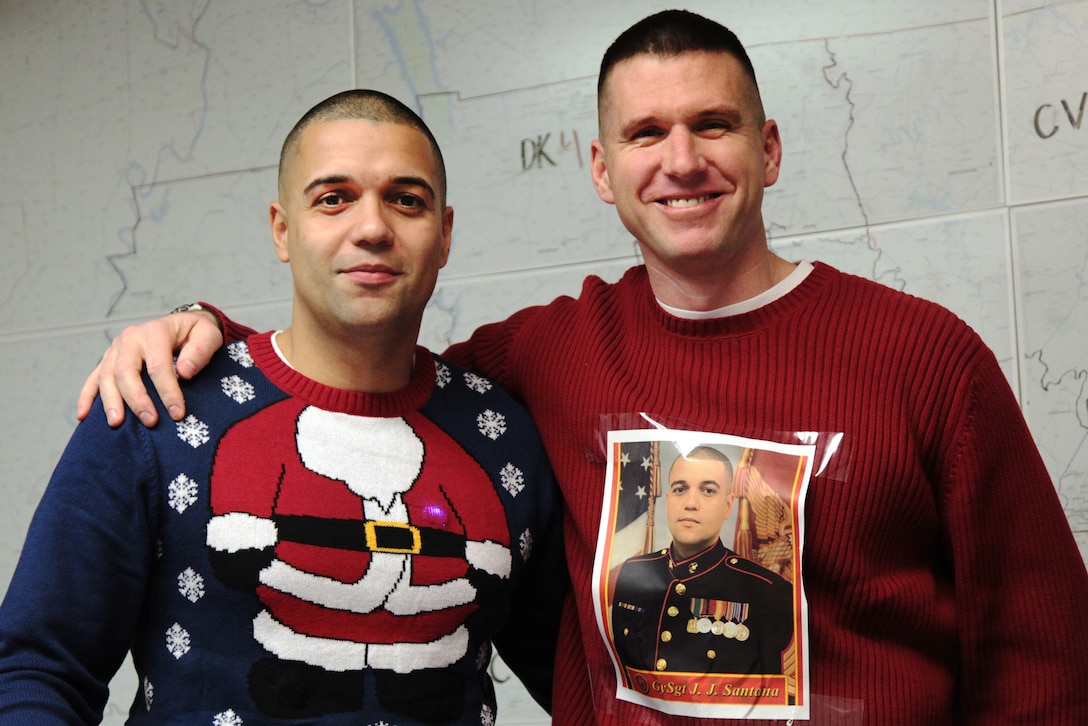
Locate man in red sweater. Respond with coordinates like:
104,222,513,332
77,9,1088,725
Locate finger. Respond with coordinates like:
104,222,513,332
111,326,164,428
76,358,106,423
96,344,130,428
173,314,224,381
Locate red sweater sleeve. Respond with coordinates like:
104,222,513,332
443,304,546,397
937,341,1088,720
197,302,259,344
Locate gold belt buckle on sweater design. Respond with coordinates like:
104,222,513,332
364,521,422,554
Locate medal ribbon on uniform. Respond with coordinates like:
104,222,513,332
688,599,752,638
726,601,749,624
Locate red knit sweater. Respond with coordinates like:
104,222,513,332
442,262,1088,725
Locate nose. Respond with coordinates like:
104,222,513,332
661,126,707,178
348,194,393,248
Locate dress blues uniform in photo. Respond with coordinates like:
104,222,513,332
611,539,792,677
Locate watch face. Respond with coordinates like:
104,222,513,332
170,303,202,314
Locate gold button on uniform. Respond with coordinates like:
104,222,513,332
667,606,679,617
675,583,686,595
661,631,672,643
656,659,667,671
707,650,717,659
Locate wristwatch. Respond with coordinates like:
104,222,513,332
169,302,224,336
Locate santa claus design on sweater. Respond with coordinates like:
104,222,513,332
204,397,511,719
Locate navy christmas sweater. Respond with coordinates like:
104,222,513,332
0,332,566,725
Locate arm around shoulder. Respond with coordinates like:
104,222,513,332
443,304,547,390
76,301,256,428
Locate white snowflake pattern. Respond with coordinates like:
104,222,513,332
165,622,191,659
499,463,524,497
177,567,205,603
476,409,507,440
463,372,492,394
366,722,392,726
176,415,210,448
226,340,253,368
143,677,153,711
213,709,243,726
480,703,495,726
220,375,255,404
520,528,533,561
435,362,451,388
167,474,198,513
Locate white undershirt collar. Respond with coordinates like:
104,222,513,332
657,260,814,320
270,330,295,369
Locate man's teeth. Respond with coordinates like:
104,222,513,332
664,195,710,208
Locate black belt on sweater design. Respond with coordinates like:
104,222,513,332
273,514,467,557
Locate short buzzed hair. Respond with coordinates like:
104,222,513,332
278,89,447,205
672,445,734,483
597,10,766,128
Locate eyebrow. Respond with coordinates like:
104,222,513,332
619,106,745,139
302,174,436,201
303,174,351,197
391,175,437,201
670,479,723,489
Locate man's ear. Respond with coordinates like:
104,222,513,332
270,201,289,262
762,119,783,188
438,205,453,268
590,139,616,205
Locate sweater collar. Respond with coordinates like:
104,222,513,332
246,331,436,417
632,261,839,338
657,260,814,319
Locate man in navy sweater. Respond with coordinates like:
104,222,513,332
0,89,565,725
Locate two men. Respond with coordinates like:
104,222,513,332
73,9,1088,725
0,90,565,724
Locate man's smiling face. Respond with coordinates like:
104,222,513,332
590,50,781,282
